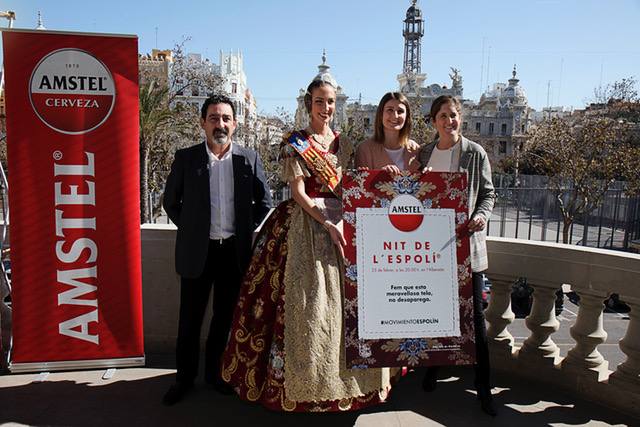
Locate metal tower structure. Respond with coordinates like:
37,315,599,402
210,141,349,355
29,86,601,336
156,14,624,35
402,0,424,74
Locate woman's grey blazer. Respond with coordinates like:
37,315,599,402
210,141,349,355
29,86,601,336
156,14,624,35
418,136,495,272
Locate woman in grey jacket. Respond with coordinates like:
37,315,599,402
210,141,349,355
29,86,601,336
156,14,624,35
418,95,497,416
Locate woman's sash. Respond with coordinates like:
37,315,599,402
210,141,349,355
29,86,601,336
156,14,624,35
287,131,341,196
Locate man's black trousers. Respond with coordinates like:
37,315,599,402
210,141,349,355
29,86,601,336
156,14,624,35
175,238,242,385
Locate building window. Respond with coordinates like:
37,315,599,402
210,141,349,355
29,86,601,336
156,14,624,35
499,141,507,154
521,124,526,133
489,122,494,135
475,122,481,133
364,118,371,127
462,122,468,131
501,123,507,135
192,85,199,97
232,83,237,94
175,79,185,96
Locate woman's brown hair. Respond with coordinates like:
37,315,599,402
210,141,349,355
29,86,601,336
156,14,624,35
429,95,463,122
373,92,412,146
303,80,336,114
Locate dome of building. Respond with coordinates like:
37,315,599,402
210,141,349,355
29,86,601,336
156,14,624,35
501,65,527,105
311,49,338,88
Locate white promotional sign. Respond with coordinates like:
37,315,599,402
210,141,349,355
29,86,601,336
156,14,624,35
356,199,459,339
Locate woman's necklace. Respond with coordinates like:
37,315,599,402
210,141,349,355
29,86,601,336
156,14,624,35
309,131,333,152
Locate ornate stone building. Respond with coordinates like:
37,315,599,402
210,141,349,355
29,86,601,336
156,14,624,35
396,0,532,167
138,49,173,87
462,66,532,167
138,49,257,146
219,50,256,129
296,0,534,168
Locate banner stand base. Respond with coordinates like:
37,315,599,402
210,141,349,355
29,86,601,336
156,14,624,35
8,355,145,374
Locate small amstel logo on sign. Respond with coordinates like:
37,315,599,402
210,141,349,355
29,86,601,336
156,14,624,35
388,194,424,232
29,48,116,135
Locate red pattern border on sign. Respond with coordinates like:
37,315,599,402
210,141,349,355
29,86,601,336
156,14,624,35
342,170,475,368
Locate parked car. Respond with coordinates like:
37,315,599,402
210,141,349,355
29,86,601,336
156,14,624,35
510,278,563,318
605,293,629,311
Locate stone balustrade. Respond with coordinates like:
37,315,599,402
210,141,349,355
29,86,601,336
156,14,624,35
485,236,640,418
138,227,640,418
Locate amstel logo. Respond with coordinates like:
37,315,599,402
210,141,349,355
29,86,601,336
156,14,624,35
388,194,424,232
29,48,116,135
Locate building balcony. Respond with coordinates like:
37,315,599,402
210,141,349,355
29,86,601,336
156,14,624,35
1,226,638,425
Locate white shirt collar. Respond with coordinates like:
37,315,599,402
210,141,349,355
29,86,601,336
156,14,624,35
205,141,233,162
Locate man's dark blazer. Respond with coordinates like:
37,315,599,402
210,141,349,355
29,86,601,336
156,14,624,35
163,142,272,278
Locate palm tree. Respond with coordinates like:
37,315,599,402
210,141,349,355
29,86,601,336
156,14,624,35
139,80,174,223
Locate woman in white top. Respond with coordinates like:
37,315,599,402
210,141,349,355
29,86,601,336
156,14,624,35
355,92,421,172
418,95,497,416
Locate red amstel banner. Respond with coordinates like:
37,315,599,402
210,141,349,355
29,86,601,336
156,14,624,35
3,29,143,370
342,170,475,368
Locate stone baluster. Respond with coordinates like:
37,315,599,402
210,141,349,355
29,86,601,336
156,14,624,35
561,290,609,381
518,281,561,366
484,274,515,359
609,297,640,392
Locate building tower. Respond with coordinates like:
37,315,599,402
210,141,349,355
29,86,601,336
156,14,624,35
403,0,424,74
294,51,348,130
398,1,426,94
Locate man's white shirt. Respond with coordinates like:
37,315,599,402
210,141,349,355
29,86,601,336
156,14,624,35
206,142,235,239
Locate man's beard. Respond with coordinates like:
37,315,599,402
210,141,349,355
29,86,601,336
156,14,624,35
212,129,228,145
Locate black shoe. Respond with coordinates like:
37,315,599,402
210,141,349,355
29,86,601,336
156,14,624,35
421,368,438,392
477,389,497,416
206,378,235,396
162,382,192,406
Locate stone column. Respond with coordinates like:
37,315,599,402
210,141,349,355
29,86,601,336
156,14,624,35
561,291,609,382
609,297,640,392
484,274,515,359
518,281,561,366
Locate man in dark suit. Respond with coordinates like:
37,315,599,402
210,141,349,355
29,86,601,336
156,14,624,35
162,94,272,405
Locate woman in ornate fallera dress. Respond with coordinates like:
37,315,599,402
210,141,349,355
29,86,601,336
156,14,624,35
221,70,395,411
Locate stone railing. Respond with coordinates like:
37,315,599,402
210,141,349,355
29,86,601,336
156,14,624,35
139,227,640,417
485,237,640,418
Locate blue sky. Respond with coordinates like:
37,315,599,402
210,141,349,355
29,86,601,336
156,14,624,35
2,0,639,115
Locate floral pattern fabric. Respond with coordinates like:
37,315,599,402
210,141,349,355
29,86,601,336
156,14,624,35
342,170,476,368
221,132,395,412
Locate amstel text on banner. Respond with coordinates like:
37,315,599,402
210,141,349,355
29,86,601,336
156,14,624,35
2,29,144,371
30,48,116,135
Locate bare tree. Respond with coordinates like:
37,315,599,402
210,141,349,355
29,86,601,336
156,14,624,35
523,115,638,243
341,109,369,148
244,108,294,201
